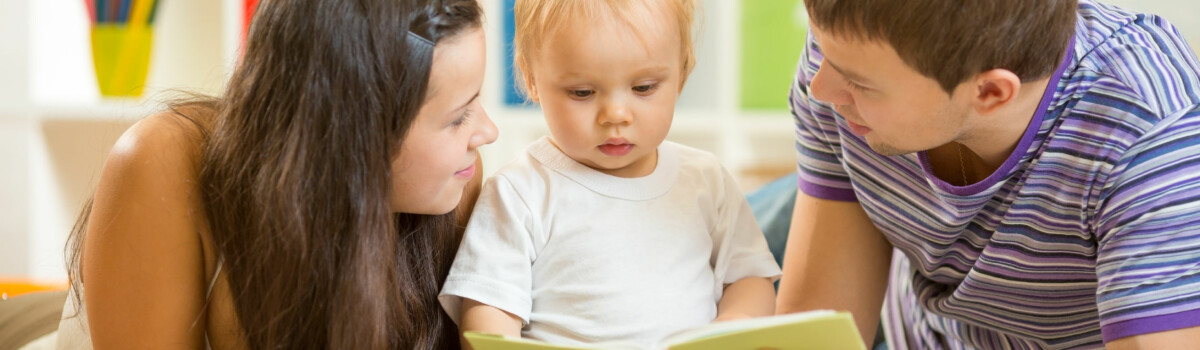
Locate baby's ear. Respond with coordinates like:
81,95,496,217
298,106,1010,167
520,71,539,103
526,81,540,103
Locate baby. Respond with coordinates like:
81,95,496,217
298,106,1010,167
439,0,782,347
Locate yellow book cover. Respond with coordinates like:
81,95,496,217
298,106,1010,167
463,310,865,350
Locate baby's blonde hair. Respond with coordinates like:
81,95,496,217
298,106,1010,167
513,0,698,98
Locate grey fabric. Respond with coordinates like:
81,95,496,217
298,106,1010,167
746,172,799,269
0,290,67,350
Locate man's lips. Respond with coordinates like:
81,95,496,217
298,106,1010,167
845,119,872,136
836,105,871,136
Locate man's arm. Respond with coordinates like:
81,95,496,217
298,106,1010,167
775,190,892,346
1107,326,1200,349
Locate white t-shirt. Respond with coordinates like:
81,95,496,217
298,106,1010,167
439,137,781,347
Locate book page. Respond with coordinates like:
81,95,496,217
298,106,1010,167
661,310,866,350
464,310,864,350
463,332,642,350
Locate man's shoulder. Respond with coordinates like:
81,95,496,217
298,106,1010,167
1070,1,1200,115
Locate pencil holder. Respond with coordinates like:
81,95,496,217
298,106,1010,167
91,24,153,97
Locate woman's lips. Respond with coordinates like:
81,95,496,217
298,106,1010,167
454,163,476,178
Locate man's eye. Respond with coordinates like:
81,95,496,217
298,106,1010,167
846,80,869,92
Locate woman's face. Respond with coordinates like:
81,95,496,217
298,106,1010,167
390,28,497,214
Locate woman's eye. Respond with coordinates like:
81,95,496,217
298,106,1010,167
450,108,471,128
569,90,594,98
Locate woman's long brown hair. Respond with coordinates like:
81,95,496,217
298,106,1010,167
65,0,482,348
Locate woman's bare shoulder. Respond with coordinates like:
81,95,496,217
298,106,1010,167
108,105,215,179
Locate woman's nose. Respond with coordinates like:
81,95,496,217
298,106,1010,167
470,107,499,148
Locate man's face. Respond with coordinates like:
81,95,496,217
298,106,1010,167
808,25,973,156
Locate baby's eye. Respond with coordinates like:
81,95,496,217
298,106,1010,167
568,89,594,99
633,84,658,94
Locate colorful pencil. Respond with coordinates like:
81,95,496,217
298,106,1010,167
129,0,155,26
148,0,161,24
95,0,105,23
108,0,118,23
117,0,131,22
85,0,96,23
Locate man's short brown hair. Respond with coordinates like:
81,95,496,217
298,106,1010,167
804,0,1077,93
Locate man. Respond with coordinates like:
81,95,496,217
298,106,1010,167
776,0,1200,348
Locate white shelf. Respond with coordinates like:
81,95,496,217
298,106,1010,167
34,100,156,122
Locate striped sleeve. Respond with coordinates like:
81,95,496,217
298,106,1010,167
791,34,857,202
1094,103,1200,342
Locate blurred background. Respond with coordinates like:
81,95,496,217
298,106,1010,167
0,0,1197,289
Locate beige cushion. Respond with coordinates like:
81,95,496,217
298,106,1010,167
0,290,67,350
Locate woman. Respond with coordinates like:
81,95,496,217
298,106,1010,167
58,0,496,348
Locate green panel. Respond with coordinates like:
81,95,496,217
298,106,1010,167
740,0,808,111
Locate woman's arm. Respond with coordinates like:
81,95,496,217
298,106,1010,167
81,114,212,349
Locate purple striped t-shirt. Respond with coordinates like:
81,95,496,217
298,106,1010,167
791,1,1200,348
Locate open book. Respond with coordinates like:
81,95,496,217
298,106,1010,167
463,310,865,350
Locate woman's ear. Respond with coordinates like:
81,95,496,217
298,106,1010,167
970,69,1021,116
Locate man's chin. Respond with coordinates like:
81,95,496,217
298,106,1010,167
866,140,913,157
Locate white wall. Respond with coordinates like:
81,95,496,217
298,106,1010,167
0,0,33,278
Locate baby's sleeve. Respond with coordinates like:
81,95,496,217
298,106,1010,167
710,166,784,290
439,175,538,325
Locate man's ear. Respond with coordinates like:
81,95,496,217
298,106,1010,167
969,69,1021,116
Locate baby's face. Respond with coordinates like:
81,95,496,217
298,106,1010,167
527,14,684,178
